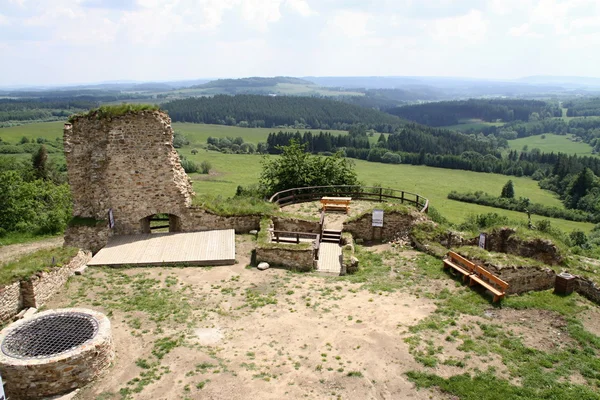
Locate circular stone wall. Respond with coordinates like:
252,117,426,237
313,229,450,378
0,308,114,399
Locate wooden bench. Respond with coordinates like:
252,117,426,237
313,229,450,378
320,197,351,213
443,251,509,303
469,264,509,303
443,251,476,282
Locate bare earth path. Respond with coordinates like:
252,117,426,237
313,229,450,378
0,237,64,264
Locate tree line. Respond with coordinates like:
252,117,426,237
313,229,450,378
161,94,404,132
564,98,600,117
386,99,561,127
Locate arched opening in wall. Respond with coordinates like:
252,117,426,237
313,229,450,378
140,214,182,234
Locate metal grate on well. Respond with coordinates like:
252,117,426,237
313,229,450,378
1,312,99,359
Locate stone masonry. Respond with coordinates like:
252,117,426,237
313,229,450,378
64,110,194,236
0,308,114,399
0,250,91,322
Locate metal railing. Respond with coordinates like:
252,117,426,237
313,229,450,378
268,185,429,213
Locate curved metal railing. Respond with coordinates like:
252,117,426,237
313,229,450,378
268,185,429,213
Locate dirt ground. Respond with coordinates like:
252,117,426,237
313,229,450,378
45,237,449,400
0,237,64,264
37,232,599,400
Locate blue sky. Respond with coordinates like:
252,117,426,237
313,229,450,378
0,0,599,86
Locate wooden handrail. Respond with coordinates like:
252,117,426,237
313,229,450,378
268,185,429,214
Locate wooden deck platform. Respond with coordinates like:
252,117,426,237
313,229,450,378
88,230,236,267
317,242,342,275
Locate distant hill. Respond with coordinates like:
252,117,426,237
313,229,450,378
195,76,315,89
162,94,404,131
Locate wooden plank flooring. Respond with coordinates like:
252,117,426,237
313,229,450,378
88,230,236,267
317,242,342,275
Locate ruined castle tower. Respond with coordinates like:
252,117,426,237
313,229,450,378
64,109,194,236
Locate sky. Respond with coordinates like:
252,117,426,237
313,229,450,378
0,0,599,86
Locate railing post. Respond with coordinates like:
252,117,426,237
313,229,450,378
296,233,299,244
416,195,419,207
401,191,404,204
379,187,382,202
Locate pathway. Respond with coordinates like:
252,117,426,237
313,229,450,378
317,242,342,274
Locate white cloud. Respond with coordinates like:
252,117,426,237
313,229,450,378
285,0,315,17
429,10,488,45
238,0,282,32
508,22,543,38
0,13,9,25
324,10,372,38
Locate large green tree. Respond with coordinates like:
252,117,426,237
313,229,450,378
259,140,359,195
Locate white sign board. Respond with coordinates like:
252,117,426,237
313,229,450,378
372,209,384,227
0,373,6,400
478,233,486,249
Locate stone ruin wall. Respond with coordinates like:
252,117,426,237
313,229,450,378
344,209,425,242
64,110,194,236
0,250,91,322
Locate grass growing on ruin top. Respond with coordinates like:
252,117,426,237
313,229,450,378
68,104,160,122
0,246,79,286
192,194,278,216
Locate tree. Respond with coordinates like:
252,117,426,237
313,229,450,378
565,168,596,209
259,140,359,195
32,145,48,180
500,180,515,199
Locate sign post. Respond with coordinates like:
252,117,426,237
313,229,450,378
108,208,115,229
372,209,384,227
478,233,486,249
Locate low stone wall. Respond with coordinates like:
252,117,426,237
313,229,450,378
0,282,21,322
0,251,92,323
341,233,358,275
64,224,112,254
344,209,423,242
469,228,563,266
575,277,600,304
21,250,92,309
485,264,556,295
185,208,260,233
255,247,315,272
273,216,321,233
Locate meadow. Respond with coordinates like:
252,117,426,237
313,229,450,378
507,133,597,157
443,119,504,131
0,121,595,233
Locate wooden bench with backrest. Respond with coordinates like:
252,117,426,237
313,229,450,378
443,251,509,302
443,251,475,282
320,197,351,213
469,264,509,303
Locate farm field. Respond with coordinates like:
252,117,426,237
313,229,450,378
507,133,597,157
1,122,594,233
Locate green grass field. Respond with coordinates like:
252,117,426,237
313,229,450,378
443,119,505,131
183,148,594,233
507,133,597,157
1,122,595,233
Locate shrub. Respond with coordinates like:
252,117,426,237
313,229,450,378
180,159,199,173
200,161,212,174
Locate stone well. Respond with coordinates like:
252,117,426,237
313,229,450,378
0,308,114,399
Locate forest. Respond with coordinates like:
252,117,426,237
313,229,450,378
564,98,600,117
386,99,561,126
162,94,404,131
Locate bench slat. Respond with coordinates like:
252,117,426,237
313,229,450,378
443,260,471,276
